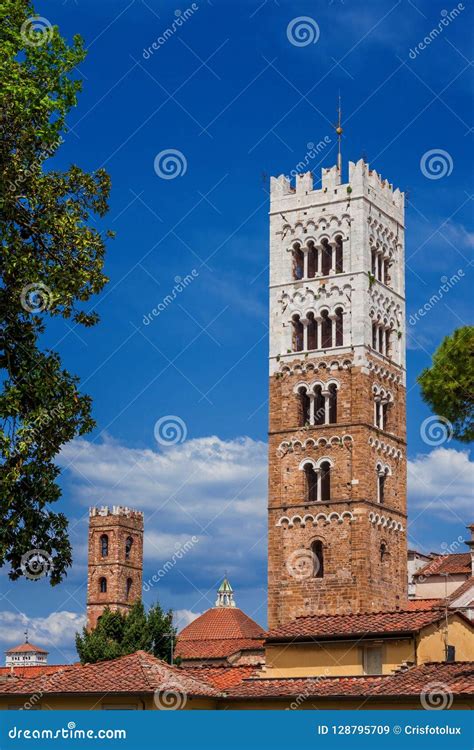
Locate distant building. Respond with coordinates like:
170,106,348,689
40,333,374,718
5,638,48,668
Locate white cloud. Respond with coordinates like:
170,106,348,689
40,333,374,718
408,447,474,519
59,435,268,594
0,611,86,652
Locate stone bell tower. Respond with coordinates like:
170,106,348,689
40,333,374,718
267,158,407,629
86,506,144,630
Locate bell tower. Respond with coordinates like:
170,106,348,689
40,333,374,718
267,158,407,629
86,506,144,630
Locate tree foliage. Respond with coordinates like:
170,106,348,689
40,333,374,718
418,326,474,443
0,0,112,583
75,602,177,664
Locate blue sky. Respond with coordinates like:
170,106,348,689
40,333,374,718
1,0,473,665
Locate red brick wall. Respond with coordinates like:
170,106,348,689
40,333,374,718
86,510,144,630
268,355,407,628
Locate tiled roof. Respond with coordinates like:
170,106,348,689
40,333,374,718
0,665,68,679
403,599,443,611
175,638,265,660
448,578,474,602
5,642,48,654
183,665,259,690
225,662,474,699
415,553,471,578
0,651,218,697
178,608,265,641
266,609,467,641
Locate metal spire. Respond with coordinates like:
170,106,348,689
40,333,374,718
334,94,343,174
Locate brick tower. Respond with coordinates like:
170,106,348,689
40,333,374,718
86,506,144,630
267,159,407,629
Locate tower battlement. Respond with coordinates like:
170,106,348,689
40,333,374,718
270,159,404,221
89,505,144,521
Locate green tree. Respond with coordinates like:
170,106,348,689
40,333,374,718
0,1,112,583
418,326,474,443
75,602,177,664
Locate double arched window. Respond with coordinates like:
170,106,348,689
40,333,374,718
301,459,332,503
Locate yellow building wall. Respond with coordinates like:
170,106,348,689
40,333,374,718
0,694,217,711
264,638,415,678
417,615,474,663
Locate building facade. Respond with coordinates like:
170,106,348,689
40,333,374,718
86,506,144,630
268,160,407,628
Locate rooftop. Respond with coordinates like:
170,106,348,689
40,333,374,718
415,553,471,578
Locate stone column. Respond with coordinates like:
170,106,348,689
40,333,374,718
330,314,337,348
303,248,309,279
322,390,331,424
302,319,309,351
309,394,315,426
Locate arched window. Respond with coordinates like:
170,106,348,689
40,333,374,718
311,540,324,578
125,536,133,560
378,326,384,354
383,259,390,286
292,315,304,352
335,235,343,273
293,245,304,280
321,239,332,276
372,322,378,349
328,383,338,424
305,464,318,503
314,385,325,426
335,307,344,346
380,542,388,562
321,311,332,348
298,387,310,427
100,534,108,557
377,465,388,504
385,329,391,357
320,461,331,502
371,248,377,276
307,241,316,278
99,577,107,594
126,577,133,600
307,312,317,350
377,254,383,281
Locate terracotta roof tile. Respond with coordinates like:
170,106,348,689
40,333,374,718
415,553,471,577
266,609,469,641
402,599,443,611
175,638,265,660
0,665,68,679
182,665,259,690
178,608,265,641
225,663,474,699
448,578,474,602
0,651,218,698
5,642,48,654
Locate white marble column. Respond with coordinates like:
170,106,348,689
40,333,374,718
322,390,331,424
309,394,315,426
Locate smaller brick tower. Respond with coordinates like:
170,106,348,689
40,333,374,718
86,506,144,630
